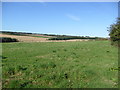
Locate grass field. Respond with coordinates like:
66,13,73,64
2,41,118,88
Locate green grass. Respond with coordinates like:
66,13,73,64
2,41,118,88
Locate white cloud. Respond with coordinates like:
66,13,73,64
66,14,80,21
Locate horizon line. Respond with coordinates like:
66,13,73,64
1,30,110,38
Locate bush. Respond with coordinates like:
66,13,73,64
0,37,19,43
108,18,120,47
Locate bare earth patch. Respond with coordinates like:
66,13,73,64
0,34,89,42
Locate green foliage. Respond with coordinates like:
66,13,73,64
1,31,32,36
49,36,97,40
108,18,120,47
0,37,19,43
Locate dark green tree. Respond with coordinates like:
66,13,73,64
108,18,120,47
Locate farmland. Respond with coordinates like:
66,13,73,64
0,31,108,42
2,40,118,88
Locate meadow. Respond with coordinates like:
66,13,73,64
2,40,118,88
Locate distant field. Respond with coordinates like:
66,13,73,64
0,34,90,42
0,34,48,42
2,41,118,88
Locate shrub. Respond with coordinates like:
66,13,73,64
108,18,120,47
0,37,19,43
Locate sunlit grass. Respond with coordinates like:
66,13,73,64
2,41,118,88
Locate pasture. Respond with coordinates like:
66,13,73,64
2,41,118,88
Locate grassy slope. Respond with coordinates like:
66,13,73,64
2,41,118,88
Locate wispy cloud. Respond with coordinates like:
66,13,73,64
39,0,47,6
66,14,80,21
38,0,47,6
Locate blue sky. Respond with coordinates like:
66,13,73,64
2,2,118,37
